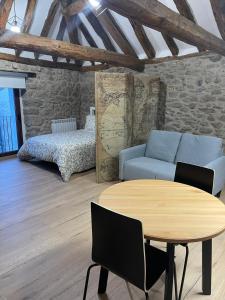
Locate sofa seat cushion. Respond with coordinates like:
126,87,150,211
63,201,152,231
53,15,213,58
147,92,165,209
175,133,222,166
145,130,182,163
123,157,176,181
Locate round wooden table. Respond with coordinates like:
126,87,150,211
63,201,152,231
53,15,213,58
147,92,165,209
98,180,225,300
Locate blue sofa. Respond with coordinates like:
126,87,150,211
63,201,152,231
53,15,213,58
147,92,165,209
119,130,225,195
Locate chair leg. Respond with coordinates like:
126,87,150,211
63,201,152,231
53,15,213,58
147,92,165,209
145,292,149,299
202,240,212,295
98,267,109,294
216,191,221,198
179,245,189,300
173,245,189,300
174,264,178,300
83,264,99,300
146,239,150,245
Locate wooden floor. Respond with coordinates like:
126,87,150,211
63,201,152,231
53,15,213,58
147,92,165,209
1,158,225,300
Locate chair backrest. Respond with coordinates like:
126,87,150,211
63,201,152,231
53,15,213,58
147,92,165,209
174,162,214,194
91,202,146,291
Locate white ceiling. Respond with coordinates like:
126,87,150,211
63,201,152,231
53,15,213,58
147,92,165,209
0,0,223,65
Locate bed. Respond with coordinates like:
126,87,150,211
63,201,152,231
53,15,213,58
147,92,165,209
18,127,96,182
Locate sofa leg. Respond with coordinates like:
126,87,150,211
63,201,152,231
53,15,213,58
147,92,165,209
216,191,221,198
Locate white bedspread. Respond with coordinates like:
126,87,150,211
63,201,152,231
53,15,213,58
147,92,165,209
18,130,96,181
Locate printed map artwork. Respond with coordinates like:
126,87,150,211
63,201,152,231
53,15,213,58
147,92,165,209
95,72,162,183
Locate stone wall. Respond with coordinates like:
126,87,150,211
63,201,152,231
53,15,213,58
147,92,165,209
1,51,224,144
79,52,225,144
145,52,225,141
79,72,95,129
0,60,81,139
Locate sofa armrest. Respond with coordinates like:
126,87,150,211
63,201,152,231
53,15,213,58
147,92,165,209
119,144,146,180
205,156,225,195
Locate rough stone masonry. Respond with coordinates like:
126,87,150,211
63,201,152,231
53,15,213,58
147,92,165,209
1,51,225,144
0,60,81,139
145,52,225,142
79,51,225,144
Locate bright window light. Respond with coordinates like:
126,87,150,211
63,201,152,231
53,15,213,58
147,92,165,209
89,0,101,8
11,24,20,33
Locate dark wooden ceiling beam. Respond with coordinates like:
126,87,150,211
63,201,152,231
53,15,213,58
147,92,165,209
66,15,80,45
210,0,225,40
53,16,67,62
61,0,80,44
173,0,196,23
20,0,37,33
62,0,88,16
173,0,204,51
0,52,81,71
56,16,67,41
96,7,137,57
61,0,83,66
65,14,83,66
0,55,112,72
161,33,179,55
61,1,99,65
101,0,225,56
16,0,37,57
77,15,98,48
0,30,144,71
62,0,115,52
143,50,209,64
83,6,116,52
35,0,60,60
0,0,13,29
129,19,156,58
60,1,84,66
76,14,98,66
40,0,60,37
63,0,174,57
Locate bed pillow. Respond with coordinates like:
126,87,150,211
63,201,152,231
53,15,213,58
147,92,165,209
85,115,96,131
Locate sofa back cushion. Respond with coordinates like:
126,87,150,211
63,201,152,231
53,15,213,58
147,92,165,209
175,133,222,166
145,130,182,163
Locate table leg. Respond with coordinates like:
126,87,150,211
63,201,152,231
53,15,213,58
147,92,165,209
98,267,109,294
202,239,212,295
164,243,175,300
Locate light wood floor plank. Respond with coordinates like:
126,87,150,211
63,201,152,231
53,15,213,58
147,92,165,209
0,158,225,299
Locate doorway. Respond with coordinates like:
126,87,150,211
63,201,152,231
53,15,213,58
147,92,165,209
0,88,23,157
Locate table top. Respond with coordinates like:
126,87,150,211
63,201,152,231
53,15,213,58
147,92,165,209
98,180,225,243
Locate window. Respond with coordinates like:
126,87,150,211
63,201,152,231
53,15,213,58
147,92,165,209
0,88,23,156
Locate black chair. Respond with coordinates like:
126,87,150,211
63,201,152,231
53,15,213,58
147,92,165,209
83,202,169,299
172,162,214,300
174,162,214,194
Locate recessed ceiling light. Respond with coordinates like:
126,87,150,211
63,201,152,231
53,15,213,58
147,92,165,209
89,0,101,8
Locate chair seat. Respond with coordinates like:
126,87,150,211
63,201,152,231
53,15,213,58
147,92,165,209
145,244,168,290
124,157,176,181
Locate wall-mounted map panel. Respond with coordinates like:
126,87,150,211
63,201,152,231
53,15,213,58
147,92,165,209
95,72,133,183
95,72,165,183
